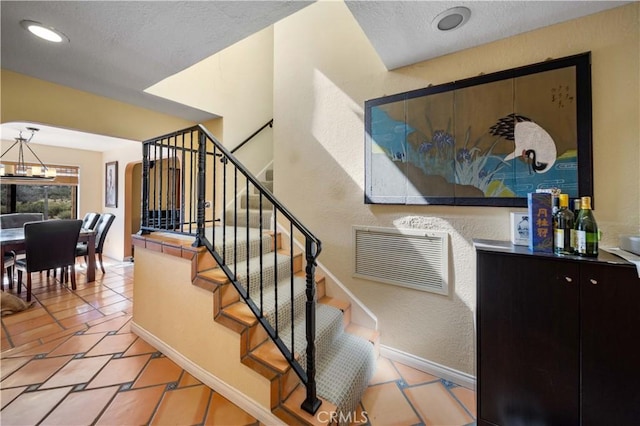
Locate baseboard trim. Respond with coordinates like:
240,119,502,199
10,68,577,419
131,321,285,425
380,345,476,391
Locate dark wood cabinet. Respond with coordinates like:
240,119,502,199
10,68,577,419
475,240,640,426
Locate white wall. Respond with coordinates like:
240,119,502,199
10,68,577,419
146,26,275,176
272,2,639,374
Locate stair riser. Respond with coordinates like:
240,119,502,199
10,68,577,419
225,211,273,230
241,194,274,210
254,181,273,193
215,234,273,265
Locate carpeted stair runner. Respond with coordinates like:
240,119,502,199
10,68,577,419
204,170,376,422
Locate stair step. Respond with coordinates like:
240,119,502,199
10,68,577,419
316,331,376,415
205,226,273,265
279,385,337,426
254,180,273,193
225,209,273,230
241,193,274,210
265,169,273,181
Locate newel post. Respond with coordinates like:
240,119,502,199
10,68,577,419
192,130,206,247
301,238,322,415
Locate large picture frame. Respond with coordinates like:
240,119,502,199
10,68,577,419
364,52,593,207
105,161,118,208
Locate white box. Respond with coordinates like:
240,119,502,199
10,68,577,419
510,211,529,246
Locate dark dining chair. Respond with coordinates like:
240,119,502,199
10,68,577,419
81,212,101,230
0,213,44,229
16,219,83,302
2,253,15,291
76,213,115,274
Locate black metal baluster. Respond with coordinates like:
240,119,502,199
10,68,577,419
273,208,278,337
290,221,295,357
246,179,250,296
233,168,238,281
192,130,206,247
140,142,150,233
222,156,227,263
180,132,186,232
259,193,264,316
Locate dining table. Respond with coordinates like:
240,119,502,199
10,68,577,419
1,226,97,284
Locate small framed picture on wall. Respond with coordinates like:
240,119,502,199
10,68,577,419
105,161,118,208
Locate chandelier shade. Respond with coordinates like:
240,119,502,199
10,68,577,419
1,127,56,181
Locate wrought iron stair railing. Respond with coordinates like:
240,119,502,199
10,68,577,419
140,124,323,415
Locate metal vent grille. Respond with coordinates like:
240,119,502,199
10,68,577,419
353,226,449,295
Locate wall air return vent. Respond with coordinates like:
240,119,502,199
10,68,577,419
353,226,449,295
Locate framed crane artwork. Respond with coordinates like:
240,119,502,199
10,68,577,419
364,52,593,207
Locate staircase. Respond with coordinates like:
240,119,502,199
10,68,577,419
140,125,377,424
195,170,376,423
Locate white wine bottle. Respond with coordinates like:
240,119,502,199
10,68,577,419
575,196,598,257
554,194,574,255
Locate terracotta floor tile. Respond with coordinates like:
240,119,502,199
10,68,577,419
178,371,202,388
47,332,107,357
86,354,151,389
134,356,183,388
86,314,130,333
43,298,91,314
1,386,27,409
404,382,473,426
204,391,257,425
369,356,401,385
0,386,72,425
361,382,420,426
1,306,49,325
58,309,105,329
123,337,158,357
0,356,32,380
117,320,132,334
88,294,128,309
393,361,439,386
11,322,65,347
451,386,477,418
40,386,119,426
80,289,120,303
99,299,133,316
40,355,112,389
1,355,73,388
84,333,138,357
96,385,165,426
150,384,211,425
1,335,68,359
52,303,96,321
5,313,55,336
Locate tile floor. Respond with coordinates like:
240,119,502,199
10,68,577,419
1,259,476,425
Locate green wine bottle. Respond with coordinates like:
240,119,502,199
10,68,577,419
575,196,598,257
554,194,574,255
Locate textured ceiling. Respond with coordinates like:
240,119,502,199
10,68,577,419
345,1,630,70
1,1,315,123
0,1,630,150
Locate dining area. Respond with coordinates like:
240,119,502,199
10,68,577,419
1,212,115,304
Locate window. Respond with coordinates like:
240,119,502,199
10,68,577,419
1,163,79,219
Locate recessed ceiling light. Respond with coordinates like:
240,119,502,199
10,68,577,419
20,20,69,43
432,7,471,32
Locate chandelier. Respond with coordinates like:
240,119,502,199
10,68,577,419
0,127,56,181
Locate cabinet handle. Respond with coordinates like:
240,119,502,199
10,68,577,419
590,278,598,285
565,276,573,283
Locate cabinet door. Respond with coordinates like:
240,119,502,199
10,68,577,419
581,263,640,425
477,252,580,426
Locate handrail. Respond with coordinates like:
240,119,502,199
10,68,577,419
140,124,323,415
229,119,273,154
198,125,321,251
